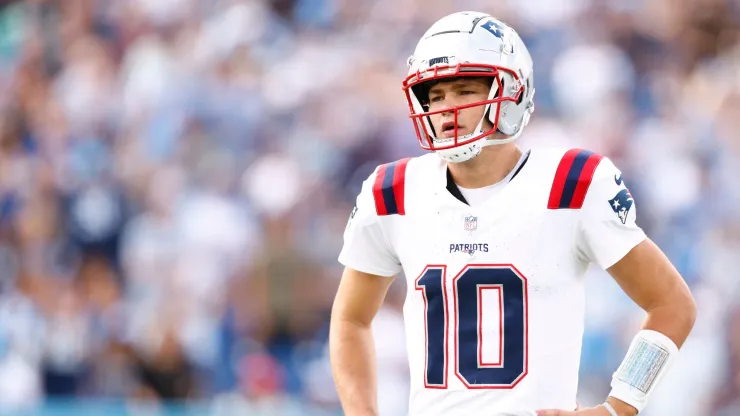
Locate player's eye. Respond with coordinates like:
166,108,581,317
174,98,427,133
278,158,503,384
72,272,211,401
460,90,476,95
429,96,443,103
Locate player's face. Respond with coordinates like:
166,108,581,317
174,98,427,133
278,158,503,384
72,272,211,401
426,78,494,139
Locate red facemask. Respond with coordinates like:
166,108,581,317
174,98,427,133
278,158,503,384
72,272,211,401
402,63,524,151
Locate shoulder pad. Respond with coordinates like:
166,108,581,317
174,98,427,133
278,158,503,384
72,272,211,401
372,158,412,216
547,149,604,209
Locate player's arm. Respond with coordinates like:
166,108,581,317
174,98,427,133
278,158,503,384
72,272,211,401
576,157,696,416
330,267,395,416
330,168,404,416
602,238,696,415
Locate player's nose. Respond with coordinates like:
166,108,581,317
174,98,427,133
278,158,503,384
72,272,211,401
435,99,454,114
438,100,456,117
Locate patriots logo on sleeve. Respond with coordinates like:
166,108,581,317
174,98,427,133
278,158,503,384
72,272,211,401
345,205,358,231
609,189,634,224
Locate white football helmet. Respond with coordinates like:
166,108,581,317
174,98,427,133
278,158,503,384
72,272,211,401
402,12,536,163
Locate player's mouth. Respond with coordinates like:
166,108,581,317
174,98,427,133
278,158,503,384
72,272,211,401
441,122,463,138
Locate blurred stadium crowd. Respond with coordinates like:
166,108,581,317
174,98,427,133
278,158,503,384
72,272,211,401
0,0,738,414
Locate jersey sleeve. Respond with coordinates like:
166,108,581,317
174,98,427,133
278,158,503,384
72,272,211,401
576,157,647,269
337,170,402,277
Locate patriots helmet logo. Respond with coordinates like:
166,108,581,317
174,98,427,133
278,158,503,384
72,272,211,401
609,189,634,224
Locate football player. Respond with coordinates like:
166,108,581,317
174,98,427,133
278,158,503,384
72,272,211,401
330,11,696,416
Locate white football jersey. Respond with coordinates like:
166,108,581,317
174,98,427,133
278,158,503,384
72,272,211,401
338,148,647,416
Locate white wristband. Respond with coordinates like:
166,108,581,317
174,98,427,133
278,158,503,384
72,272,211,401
600,402,618,416
608,329,679,413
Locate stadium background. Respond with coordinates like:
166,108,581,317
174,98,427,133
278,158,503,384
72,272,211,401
0,0,738,415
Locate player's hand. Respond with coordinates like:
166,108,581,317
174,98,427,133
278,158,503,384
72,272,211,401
536,406,610,416
538,398,638,416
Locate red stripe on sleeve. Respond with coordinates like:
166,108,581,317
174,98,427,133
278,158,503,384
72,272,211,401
372,164,389,216
547,149,581,209
568,153,604,209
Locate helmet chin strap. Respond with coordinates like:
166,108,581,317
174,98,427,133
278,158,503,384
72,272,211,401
482,128,522,147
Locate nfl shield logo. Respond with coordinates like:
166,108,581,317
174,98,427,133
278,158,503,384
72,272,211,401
464,216,478,232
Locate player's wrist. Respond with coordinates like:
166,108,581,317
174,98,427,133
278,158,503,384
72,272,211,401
606,329,678,413
606,396,638,416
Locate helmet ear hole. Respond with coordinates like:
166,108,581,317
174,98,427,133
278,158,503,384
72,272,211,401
515,75,528,105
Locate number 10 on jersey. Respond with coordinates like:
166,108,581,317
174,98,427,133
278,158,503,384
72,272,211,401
415,264,529,389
